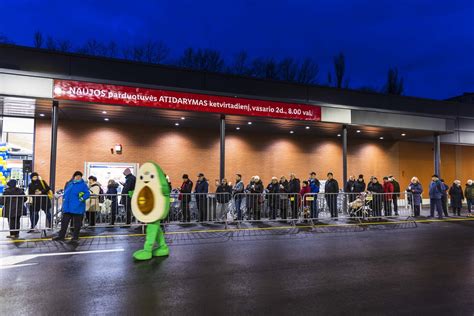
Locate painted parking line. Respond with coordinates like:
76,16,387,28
0,248,125,269
1,217,473,244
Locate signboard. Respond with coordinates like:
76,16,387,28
53,80,321,121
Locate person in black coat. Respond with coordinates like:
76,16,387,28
194,173,209,222
324,172,339,218
267,177,280,220
279,176,290,219
106,179,119,225
440,179,449,217
448,180,464,216
179,174,193,222
248,176,264,220
28,172,52,231
367,177,384,218
1,180,27,239
344,175,356,202
121,168,136,226
216,179,232,221
354,175,366,193
288,174,300,219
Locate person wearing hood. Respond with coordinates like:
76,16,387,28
0,180,26,239
27,172,53,232
448,180,464,216
106,179,119,225
465,179,473,214
121,168,136,226
267,177,280,220
86,176,101,227
406,177,423,217
195,173,209,222
53,171,90,245
354,175,366,193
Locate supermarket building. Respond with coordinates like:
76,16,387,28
0,44,473,191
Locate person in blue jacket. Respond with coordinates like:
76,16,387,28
308,172,320,219
53,171,90,245
429,174,444,219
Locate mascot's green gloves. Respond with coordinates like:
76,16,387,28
133,220,169,261
131,162,171,261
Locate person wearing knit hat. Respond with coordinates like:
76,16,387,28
28,172,53,233
0,179,26,239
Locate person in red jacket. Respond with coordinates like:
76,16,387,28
299,181,311,220
382,176,394,216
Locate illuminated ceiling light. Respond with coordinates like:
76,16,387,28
104,118,109,121
305,126,310,130
39,113,45,117
175,122,180,126
356,130,361,133
337,134,341,137
236,127,241,130
102,111,107,114
181,117,185,120
379,136,384,140
290,130,294,134
401,133,406,136
247,122,252,125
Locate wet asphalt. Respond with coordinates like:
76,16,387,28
1,219,473,315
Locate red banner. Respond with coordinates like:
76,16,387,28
53,80,321,121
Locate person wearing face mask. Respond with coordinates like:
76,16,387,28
448,180,464,216
52,171,90,245
464,179,473,215
406,177,423,217
27,172,53,232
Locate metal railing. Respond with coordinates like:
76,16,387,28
1,191,421,236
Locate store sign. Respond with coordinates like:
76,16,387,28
53,80,321,121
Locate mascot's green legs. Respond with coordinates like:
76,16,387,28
133,221,169,260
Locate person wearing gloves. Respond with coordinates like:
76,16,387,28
53,171,90,245
0,180,27,239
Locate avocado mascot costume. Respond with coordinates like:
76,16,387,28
131,162,170,260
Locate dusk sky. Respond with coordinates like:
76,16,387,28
0,0,473,100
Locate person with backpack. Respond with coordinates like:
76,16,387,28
0,180,27,239
85,176,102,227
27,172,53,232
429,175,444,219
389,175,401,216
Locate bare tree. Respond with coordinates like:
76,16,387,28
228,51,250,75
333,52,346,88
384,67,404,95
250,57,278,80
178,48,224,72
77,39,106,56
56,39,71,52
33,31,43,48
104,41,118,58
45,36,56,50
278,57,298,81
296,58,319,84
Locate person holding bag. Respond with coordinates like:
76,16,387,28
27,172,53,232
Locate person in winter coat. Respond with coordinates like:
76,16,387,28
389,176,401,216
300,180,311,213
429,174,444,219
308,172,321,219
248,176,264,220
266,177,280,220
440,179,449,217
85,176,101,227
121,168,136,226
178,174,193,222
106,179,119,225
0,180,26,239
232,174,245,220
279,176,290,219
382,177,394,216
464,180,473,214
344,175,356,202
324,172,339,218
406,177,423,217
194,173,209,222
289,173,301,219
53,171,90,244
449,180,464,216
367,177,383,218
353,175,366,193
27,172,53,232
216,178,232,221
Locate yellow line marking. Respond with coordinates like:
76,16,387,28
1,217,473,243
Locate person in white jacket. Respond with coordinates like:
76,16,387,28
86,176,102,227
